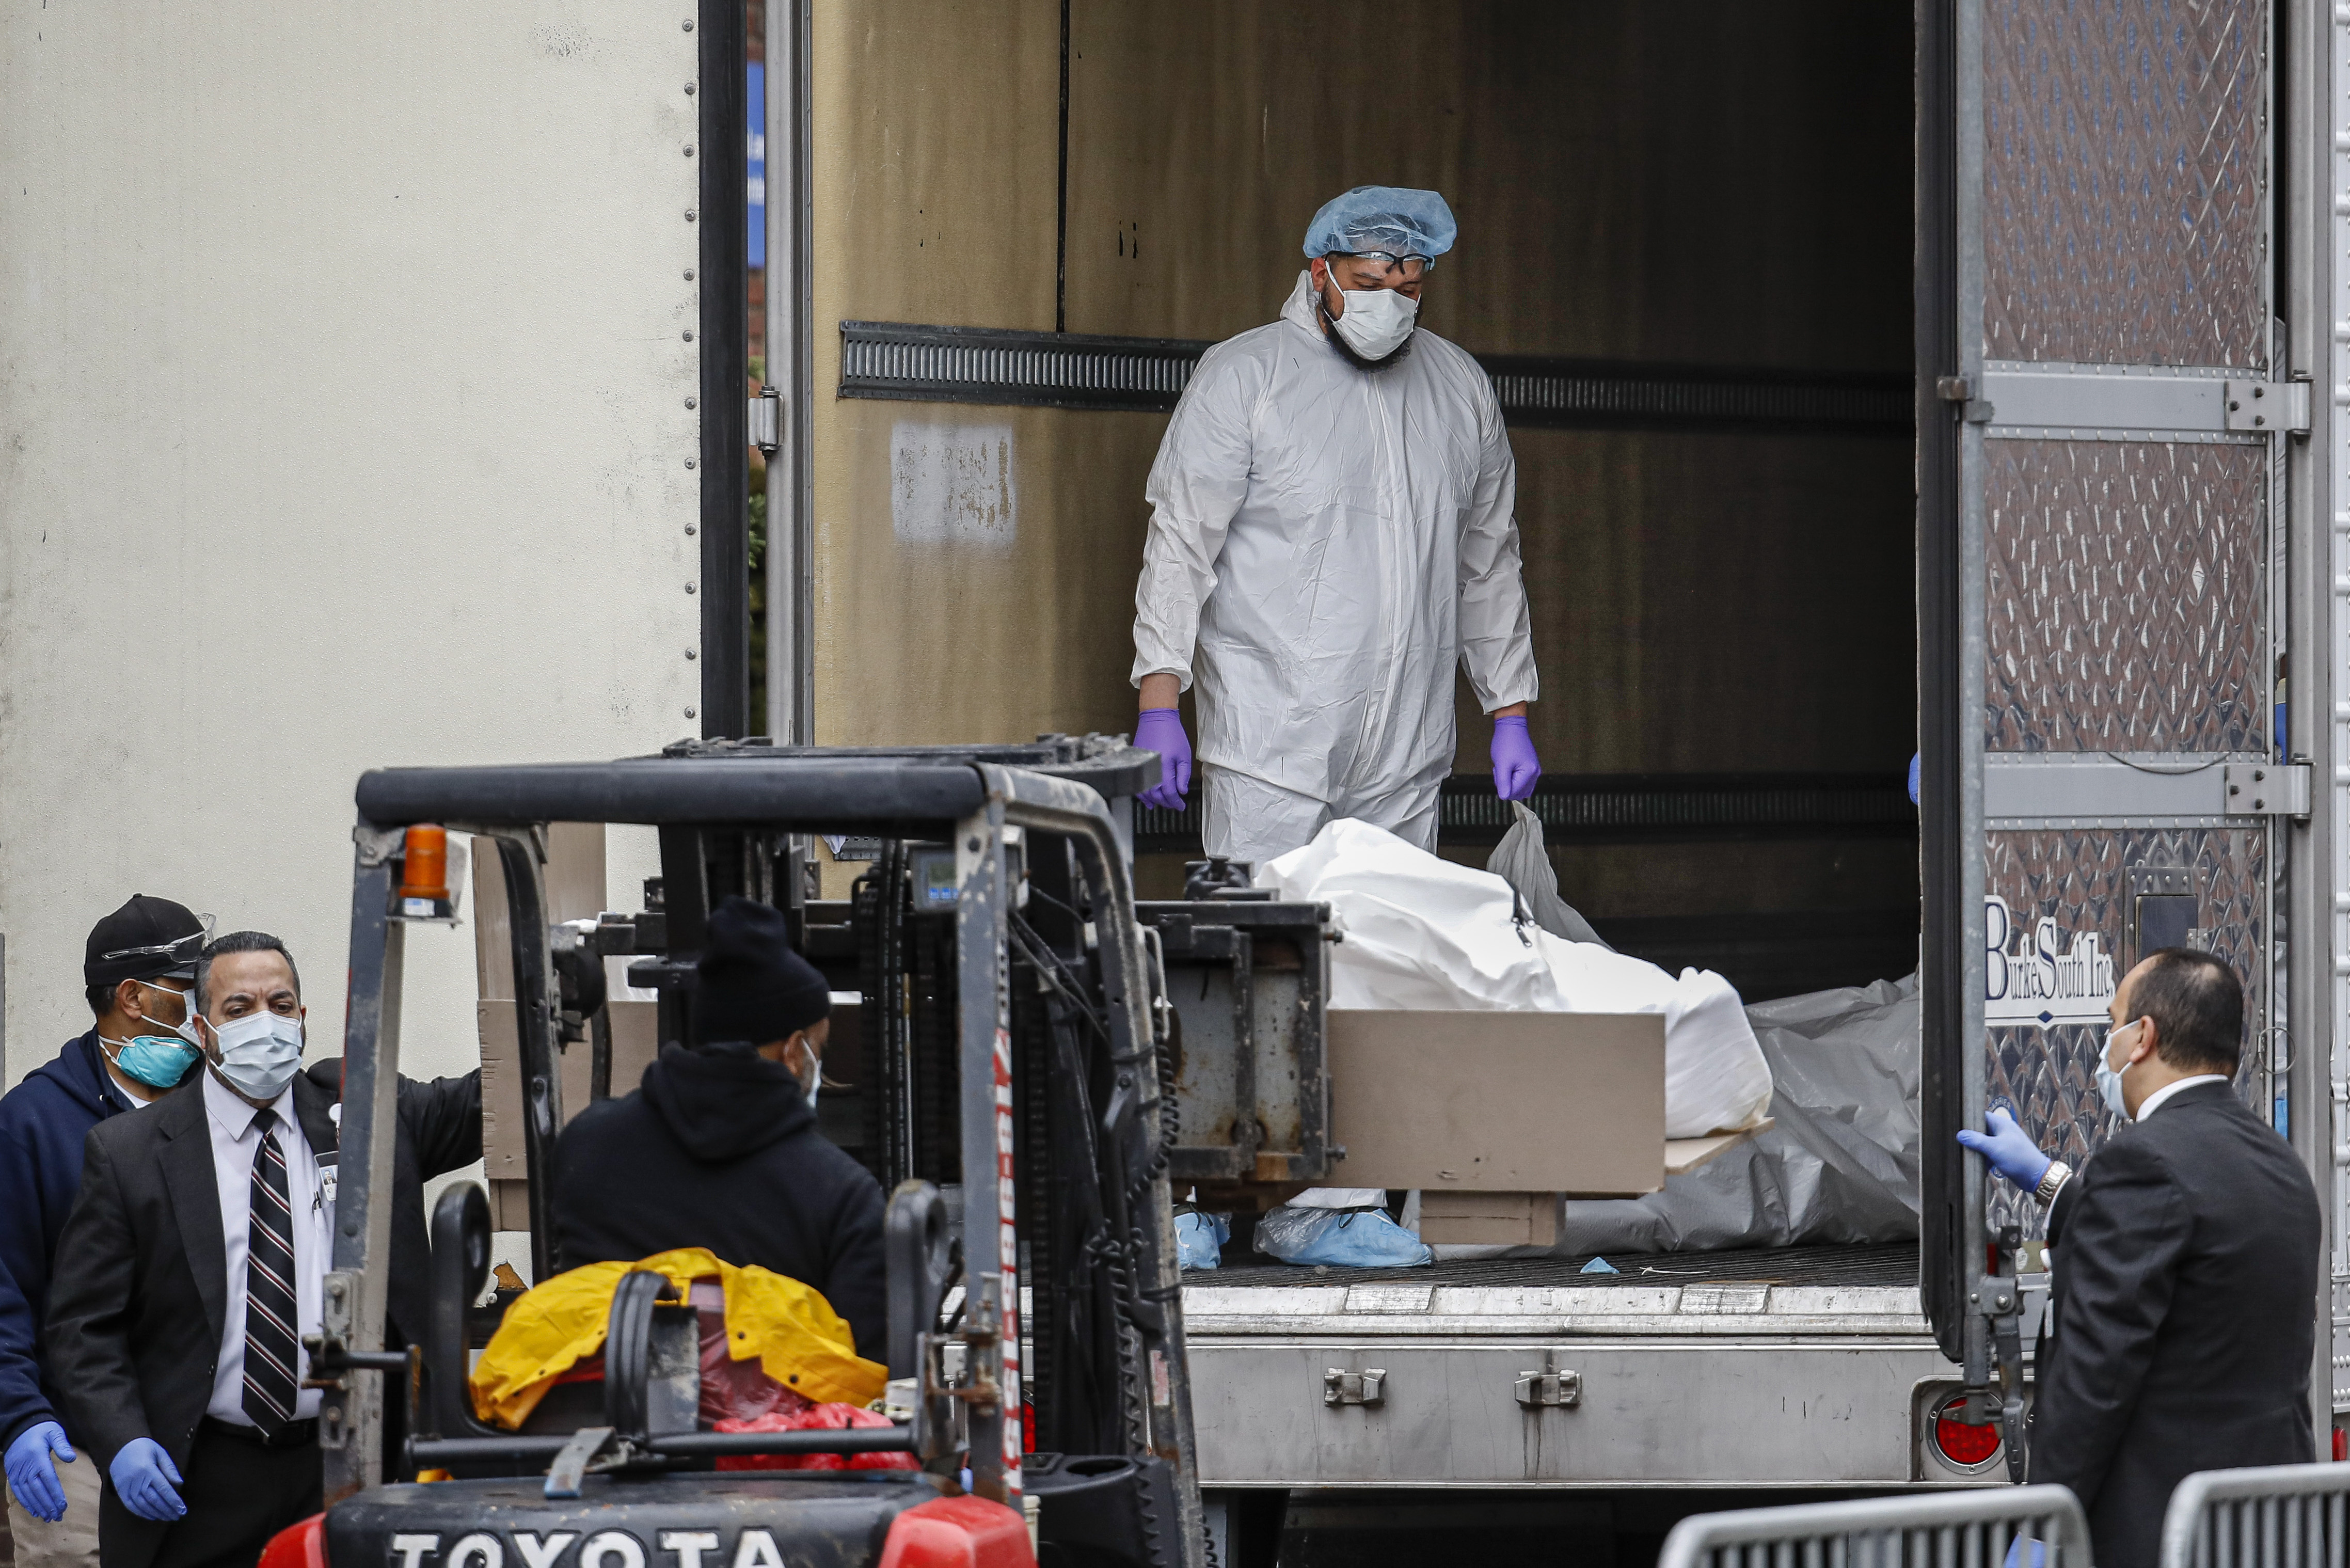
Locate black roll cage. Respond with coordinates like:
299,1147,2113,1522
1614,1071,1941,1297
313,745,1198,1556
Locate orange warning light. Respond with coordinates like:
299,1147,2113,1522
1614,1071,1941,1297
399,825,450,901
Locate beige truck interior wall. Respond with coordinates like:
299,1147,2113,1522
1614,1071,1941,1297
473,826,660,1232
0,5,702,1087
811,2,1912,914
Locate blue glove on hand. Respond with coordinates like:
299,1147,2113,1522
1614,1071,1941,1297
109,1438,185,1522
5,1421,73,1523
1136,708,1192,811
1491,716,1541,802
1956,1105,2052,1192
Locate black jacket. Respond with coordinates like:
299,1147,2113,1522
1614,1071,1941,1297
2033,1080,2320,1568
550,1044,885,1358
44,1062,479,1568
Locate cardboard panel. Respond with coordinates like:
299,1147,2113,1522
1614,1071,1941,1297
1326,1009,1662,1194
1419,1191,1560,1248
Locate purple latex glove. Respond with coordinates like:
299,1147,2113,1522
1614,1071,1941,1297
1490,715,1541,801
1135,708,1192,811
5,1421,72,1522
109,1439,184,1523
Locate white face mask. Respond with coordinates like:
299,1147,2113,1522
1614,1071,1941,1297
798,1038,821,1110
211,1010,304,1102
1321,267,1418,360
2095,1021,2138,1122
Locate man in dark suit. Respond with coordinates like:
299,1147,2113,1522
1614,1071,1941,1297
1959,947,2321,1568
44,932,480,1568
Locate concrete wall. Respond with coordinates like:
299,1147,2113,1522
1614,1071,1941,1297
0,4,701,1086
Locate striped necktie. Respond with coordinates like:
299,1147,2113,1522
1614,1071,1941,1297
242,1108,301,1434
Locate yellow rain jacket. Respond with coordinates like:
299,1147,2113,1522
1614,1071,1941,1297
469,1247,887,1430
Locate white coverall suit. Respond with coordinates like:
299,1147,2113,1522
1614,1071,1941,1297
1131,272,1539,867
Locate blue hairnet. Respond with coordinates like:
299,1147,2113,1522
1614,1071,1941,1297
1301,186,1457,260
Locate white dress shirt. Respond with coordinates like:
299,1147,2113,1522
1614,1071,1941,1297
2132,1073,2232,1122
201,1068,330,1424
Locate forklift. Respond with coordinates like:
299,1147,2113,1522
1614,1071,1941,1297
272,738,1206,1568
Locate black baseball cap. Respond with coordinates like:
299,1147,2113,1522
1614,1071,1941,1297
84,895,208,988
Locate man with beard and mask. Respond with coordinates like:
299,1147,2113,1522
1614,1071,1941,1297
2,897,207,1567
44,931,480,1568
549,895,883,1358
1130,185,1542,868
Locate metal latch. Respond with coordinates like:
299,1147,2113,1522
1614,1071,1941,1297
749,386,781,454
1323,1368,1385,1407
1935,375,1994,424
2224,762,2310,817
1514,1349,1581,1409
2224,380,2312,434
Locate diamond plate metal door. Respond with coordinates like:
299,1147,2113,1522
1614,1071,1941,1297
1934,0,2296,1409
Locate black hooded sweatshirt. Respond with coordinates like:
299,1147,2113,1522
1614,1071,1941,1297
550,1043,885,1358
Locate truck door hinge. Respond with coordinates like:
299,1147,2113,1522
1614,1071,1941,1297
2225,379,2311,434
1323,1368,1385,1407
749,386,781,455
1514,1349,1581,1409
2224,762,2311,818
1934,376,1995,424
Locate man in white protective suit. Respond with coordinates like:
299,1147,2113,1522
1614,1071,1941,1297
1129,185,1542,868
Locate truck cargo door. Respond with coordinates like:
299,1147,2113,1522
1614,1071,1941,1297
1918,0,2294,1383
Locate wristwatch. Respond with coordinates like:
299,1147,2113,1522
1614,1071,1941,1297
2034,1160,2072,1205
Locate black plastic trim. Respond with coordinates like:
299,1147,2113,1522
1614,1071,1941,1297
700,0,750,739
355,758,988,830
1916,0,1968,1364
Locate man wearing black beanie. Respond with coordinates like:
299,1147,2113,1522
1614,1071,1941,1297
549,897,884,1356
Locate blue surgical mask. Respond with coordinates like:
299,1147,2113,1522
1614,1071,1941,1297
99,1033,201,1091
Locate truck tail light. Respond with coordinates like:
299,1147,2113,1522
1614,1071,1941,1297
1931,1393,2002,1468
876,1495,1035,1567
259,1513,326,1568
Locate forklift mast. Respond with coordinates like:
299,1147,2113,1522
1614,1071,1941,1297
305,739,1203,1568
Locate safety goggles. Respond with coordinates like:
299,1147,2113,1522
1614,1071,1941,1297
1333,250,1433,282
101,917,214,971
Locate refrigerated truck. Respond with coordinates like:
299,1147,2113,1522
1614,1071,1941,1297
1166,0,2348,1512
4,0,2346,1528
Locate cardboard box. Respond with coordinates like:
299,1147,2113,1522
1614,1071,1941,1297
1415,1122,1774,1249
1418,1190,1559,1247
1326,1008,1665,1196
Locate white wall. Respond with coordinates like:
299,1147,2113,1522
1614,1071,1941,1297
0,2,705,1086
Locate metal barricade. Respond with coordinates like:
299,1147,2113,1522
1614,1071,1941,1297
1659,1486,2093,1568
2160,1462,2350,1568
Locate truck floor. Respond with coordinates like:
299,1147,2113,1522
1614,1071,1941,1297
1202,1240,1918,1291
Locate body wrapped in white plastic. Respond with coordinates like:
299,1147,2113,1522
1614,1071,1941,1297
1263,818,1774,1141
1130,273,1538,864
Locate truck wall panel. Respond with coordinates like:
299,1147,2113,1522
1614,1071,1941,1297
0,3,701,1084
809,4,1914,853
1984,825,2269,1243
1188,1338,1957,1486
1981,0,2268,367
1985,438,2267,753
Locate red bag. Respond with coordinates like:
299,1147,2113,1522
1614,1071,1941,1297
714,1404,920,1472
